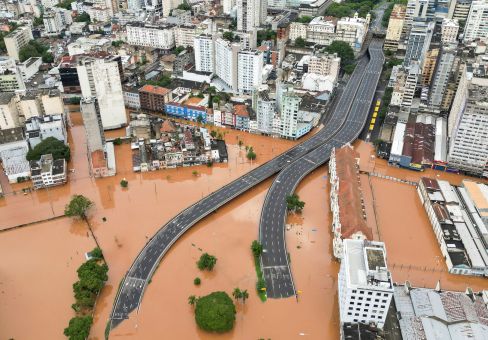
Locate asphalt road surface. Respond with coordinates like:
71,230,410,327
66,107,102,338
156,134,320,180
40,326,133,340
109,41,385,331
259,40,385,299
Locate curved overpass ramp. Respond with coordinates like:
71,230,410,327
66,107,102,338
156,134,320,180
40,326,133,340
259,40,385,299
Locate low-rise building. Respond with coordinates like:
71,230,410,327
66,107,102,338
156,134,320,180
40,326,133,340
126,22,176,51
123,86,141,109
418,177,488,276
0,56,25,92
17,57,42,82
30,154,67,189
0,139,30,183
164,102,207,122
329,144,373,259
25,114,67,148
394,284,488,339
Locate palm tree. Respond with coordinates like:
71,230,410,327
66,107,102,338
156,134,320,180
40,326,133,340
188,295,197,306
232,288,242,301
241,290,249,304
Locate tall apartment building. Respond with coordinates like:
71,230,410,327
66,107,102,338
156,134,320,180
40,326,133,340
253,88,276,134
403,19,434,68
4,26,33,61
237,0,267,32
194,34,214,73
401,63,421,114
77,56,127,130
215,38,241,91
464,0,488,42
237,50,263,93
385,4,406,51
447,76,488,176
80,98,116,177
421,48,439,86
0,93,21,130
429,44,456,109
441,18,459,43
448,0,472,21
338,239,394,329
223,0,235,14
174,24,196,47
126,23,175,51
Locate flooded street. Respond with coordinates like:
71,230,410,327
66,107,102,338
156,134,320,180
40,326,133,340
0,113,486,339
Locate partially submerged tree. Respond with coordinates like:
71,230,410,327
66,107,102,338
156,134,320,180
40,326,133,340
197,253,217,271
194,291,236,333
286,194,305,213
64,316,93,340
65,195,93,220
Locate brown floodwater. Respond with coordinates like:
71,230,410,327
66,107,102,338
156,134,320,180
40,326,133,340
1,117,486,340
0,217,97,339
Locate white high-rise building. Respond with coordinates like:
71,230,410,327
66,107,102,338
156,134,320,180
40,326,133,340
447,68,488,177
237,0,267,32
338,239,394,329
77,57,127,130
429,44,456,109
237,49,263,93
280,87,302,139
403,18,434,68
4,26,33,61
308,53,341,80
223,0,235,14
126,23,175,50
254,89,276,134
464,0,488,42
214,38,241,91
194,34,214,73
441,18,459,43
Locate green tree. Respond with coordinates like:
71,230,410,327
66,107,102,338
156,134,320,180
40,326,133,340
194,277,201,285
64,195,93,220
222,31,235,42
294,37,306,48
19,44,41,62
251,240,263,258
26,137,70,161
57,0,75,9
194,291,236,333
196,114,204,124
120,179,128,188
177,2,191,10
296,16,312,23
42,52,54,63
325,3,354,18
64,316,93,340
325,41,355,70
75,12,91,23
76,259,109,292
232,288,242,301
246,147,256,161
174,45,185,54
241,289,249,304
210,130,217,138
188,294,198,306
197,253,217,271
89,247,103,260
286,193,305,213
111,40,124,47
33,15,44,27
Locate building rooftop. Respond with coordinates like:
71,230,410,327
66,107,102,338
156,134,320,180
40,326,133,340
140,84,171,96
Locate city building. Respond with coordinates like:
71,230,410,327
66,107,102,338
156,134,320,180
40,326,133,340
0,56,25,92
25,114,67,148
164,102,207,122
139,84,172,113
441,18,459,43
394,284,488,340
464,0,488,42
253,87,276,135
30,154,67,190
329,144,373,259
194,34,214,73
418,177,488,276
237,49,263,93
174,24,197,48
126,22,176,51
43,8,72,35
338,239,394,329
385,4,407,51
214,38,241,91
237,0,267,32
80,98,116,177
77,56,127,130
428,44,456,109
308,53,341,80
4,26,33,61
162,0,183,17
17,57,42,82
0,142,30,183
404,19,434,68
59,55,80,93
123,86,141,109
447,65,488,176
0,93,20,130
335,14,370,52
